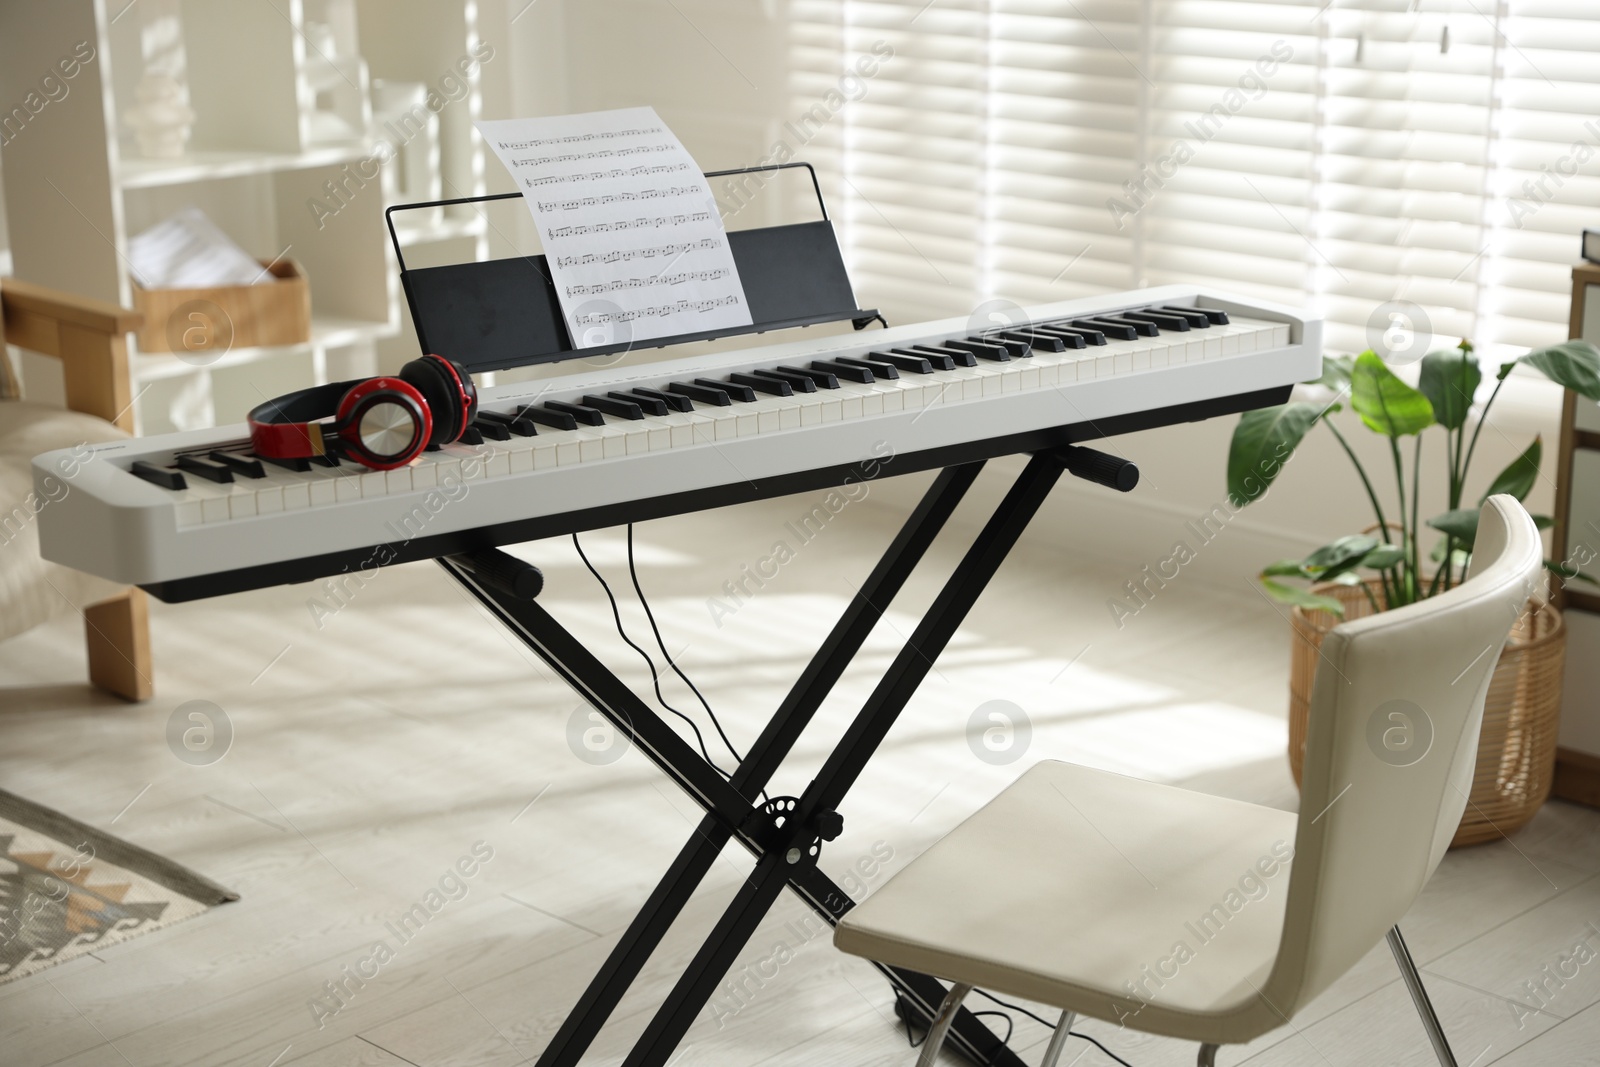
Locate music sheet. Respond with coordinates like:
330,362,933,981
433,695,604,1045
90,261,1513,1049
476,107,753,349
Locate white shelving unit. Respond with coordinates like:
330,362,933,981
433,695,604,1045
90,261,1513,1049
0,0,511,434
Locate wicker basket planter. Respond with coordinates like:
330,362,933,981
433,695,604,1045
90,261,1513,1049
1287,580,1566,847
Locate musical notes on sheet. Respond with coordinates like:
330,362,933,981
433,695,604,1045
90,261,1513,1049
573,296,740,325
477,107,752,348
563,268,732,298
548,213,714,239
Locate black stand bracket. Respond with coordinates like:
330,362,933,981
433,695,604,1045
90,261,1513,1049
439,445,1130,1066
388,162,881,375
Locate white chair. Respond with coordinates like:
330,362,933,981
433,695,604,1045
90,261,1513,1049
834,495,1544,1066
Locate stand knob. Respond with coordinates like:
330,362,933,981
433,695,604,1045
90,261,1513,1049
451,549,544,601
814,811,845,841
1059,445,1139,493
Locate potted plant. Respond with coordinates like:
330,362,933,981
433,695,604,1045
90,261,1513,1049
1227,339,1600,845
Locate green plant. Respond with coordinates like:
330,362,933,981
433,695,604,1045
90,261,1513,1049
1227,339,1600,615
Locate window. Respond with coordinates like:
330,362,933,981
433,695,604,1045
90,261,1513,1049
790,1,1600,364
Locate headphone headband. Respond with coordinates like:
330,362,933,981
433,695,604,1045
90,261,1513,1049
248,380,357,458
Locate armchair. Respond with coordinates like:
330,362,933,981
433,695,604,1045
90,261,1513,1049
1,276,151,701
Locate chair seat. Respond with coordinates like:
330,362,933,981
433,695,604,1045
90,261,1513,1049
1,400,127,642
835,760,1300,1044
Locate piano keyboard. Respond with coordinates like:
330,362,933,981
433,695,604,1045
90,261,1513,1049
33,286,1320,596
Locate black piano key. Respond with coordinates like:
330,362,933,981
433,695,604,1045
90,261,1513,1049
877,350,936,374
1169,305,1228,325
631,387,694,412
910,345,977,367
521,405,580,431
613,390,669,416
548,400,607,426
256,452,311,472
946,339,1011,362
1027,328,1085,350
730,371,793,397
777,365,839,389
209,451,266,478
752,368,817,393
1099,316,1160,337
812,359,874,384
583,394,645,420
473,417,512,441
836,356,899,380
1038,325,1106,346
696,377,757,402
1156,306,1212,328
975,335,1030,358
1124,311,1189,332
478,409,539,436
1075,318,1138,341
1000,330,1066,353
176,454,233,483
891,347,953,371
311,452,341,467
457,424,485,446
667,381,733,406
131,461,186,490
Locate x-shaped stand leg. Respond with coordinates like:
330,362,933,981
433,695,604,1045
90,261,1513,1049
442,449,1076,1067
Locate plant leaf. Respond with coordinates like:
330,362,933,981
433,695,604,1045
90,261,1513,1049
1547,559,1600,585
1361,544,1406,570
1427,508,1479,547
1228,402,1321,507
1350,350,1435,436
1261,558,1311,578
1259,577,1346,616
1533,514,1554,530
1417,347,1482,431
1316,354,1356,391
1516,340,1600,401
1480,436,1541,503
1302,534,1380,574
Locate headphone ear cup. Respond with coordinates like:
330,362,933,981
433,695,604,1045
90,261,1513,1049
399,355,464,446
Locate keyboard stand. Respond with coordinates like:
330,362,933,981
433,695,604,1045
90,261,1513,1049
440,446,1105,1067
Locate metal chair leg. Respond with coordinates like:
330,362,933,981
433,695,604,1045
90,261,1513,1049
915,983,974,1067
1039,1009,1075,1067
1197,1043,1220,1066
1387,926,1459,1067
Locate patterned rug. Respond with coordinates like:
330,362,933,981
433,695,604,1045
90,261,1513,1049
0,788,236,984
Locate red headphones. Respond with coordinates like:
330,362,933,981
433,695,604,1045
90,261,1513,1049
249,354,478,470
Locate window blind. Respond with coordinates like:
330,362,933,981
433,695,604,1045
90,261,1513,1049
789,0,1600,363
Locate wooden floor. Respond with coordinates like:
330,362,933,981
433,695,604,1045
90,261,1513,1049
3,466,1598,1067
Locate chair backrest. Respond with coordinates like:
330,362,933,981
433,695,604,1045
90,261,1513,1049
1264,495,1544,1012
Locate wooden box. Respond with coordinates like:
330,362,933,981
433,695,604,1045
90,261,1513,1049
133,259,311,355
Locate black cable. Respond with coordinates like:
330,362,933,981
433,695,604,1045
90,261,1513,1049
572,532,730,778
970,988,1137,1067
892,987,1136,1067
969,1010,1014,1047
625,523,750,773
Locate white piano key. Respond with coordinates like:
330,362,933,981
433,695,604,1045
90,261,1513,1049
201,495,231,523
174,492,205,528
